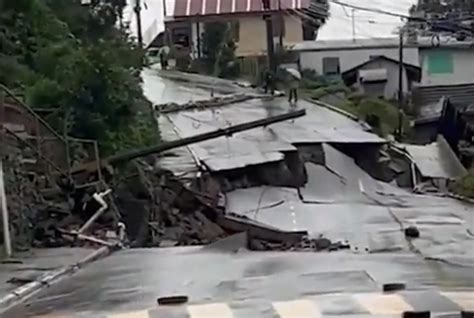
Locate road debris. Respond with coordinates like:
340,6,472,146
405,226,420,239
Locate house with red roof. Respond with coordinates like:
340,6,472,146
164,0,326,60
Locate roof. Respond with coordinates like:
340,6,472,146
342,56,422,85
413,83,474,108
172,0,310,18
291,37,474,52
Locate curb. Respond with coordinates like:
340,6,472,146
0,246,112,310
305,97,359,121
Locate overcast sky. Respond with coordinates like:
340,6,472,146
125,0,418,45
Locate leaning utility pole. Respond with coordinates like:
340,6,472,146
397,31,404,138
262,0,277,74
134,0,143,47
70,109,306,175
0,89,12,258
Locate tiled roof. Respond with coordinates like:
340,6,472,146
173,0,310,17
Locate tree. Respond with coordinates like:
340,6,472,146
0,0,158,154
201,22,239,78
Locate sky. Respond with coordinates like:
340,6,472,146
125,0,418,46
317,0,418,40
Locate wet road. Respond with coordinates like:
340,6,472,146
3,247,474,317
3,71,473,317
142,68,218,105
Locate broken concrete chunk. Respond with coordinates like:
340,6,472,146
405,226,420,239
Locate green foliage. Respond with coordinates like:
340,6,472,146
0,0,157,155
337,97,410,137
453,170,474,199
202,22,239,78
413,0,473,13
310,83,350,99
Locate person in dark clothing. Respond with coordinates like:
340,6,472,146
264,71,275,95
288,87,298,104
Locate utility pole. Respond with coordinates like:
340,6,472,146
397,30,404,138
134,0,143,47
262,0,277,74
278,0,283,47
0,89,12,258
351,9,356,42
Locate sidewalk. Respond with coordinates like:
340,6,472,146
0,248,93,299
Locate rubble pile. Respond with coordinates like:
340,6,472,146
249,236,351,252
112,161,227,247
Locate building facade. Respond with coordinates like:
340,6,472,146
292,37,474,87
165,0,322,58
293,38,420,77
342,56,421,100
419,43,474,86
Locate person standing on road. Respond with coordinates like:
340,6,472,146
286,68,301,105
263,70,275,95
288,78,299,104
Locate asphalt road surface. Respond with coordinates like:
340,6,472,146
3,247,474,317
3,71,472,318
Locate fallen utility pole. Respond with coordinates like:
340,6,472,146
71,109,306,174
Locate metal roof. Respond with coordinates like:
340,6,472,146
292,37,474,52
173,0,309,17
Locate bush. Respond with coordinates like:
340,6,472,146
310,83,350,99
453,170,474,199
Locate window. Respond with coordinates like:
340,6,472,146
322,57,341,75
427,51,454,74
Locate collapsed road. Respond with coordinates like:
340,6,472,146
2,69,473,317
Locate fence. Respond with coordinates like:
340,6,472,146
0,84,100,184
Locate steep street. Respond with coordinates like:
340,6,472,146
2,69,473,317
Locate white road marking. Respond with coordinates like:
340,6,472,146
441,292,474,311
355,293,413,314
273,299,321,318
107,310,150,318
187,303,233,318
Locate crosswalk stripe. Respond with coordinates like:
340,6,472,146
272,299,322,318
441,292,474,311
354,293,414,314
107,310,150,318
187,303,233,318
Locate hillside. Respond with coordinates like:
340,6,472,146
0,0,157,154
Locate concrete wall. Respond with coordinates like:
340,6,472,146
353,60,410,100
236,15,303,57
419,48,474,86
299,47,419,75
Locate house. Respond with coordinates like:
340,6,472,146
292,37,474,85
291,38,420,77
342,56,421,100
417,39,474,86
164,0,325,59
